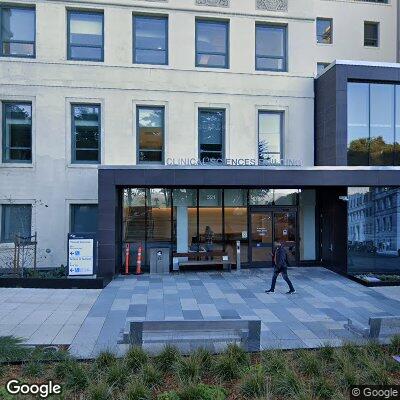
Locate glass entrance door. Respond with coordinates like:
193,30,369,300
250,209,298,267
250,212,273,267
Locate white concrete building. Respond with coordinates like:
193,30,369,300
0,0,399,275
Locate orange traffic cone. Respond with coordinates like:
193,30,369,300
135,243,143,275
125,243,130,275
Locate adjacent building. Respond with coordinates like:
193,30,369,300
0,0,399,278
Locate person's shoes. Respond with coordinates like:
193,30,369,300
265,289,275,293
286,290,296,294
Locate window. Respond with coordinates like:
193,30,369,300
137,106,164,164
347,82,400,166
133,15,168,65
258,111,283,164
70,204,98,235
317,62,330,75
196,19,229,68
316,18,333,44
68,10,104,61
198,109,225,162
1,204,31,242
71,104,101,163
0,6,35,57
2,102,32,163
364,21,379,47
256,24,287,72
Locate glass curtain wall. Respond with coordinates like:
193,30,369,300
348,82,399,166
348,187,400,274
121,188,308,272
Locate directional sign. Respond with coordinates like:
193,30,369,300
68,234,95,276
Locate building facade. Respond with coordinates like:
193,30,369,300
0,0,399,277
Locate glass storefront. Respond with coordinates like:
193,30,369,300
348,187,400,274
121,188,316,272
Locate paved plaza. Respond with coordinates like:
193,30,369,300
1,268,400,358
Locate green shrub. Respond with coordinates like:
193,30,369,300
140,363,163,389
88,382,111,400
157,391,180,400
124,379,152,400
179,384,227,400
53,358,76,380
64,362,89,391
213,353,244,381
261,349,287,376
0,387,14,400
95,350,118,369
125,346,148,372
0,336,32,363
318,343,335,361
312,376,336,400
155,345,181,373
390,334,400,354
175,355,201,385
272,368,304,398
225,343,250,366
22,361,43,378
107,362,129,390
240,364,269,399
296,349,323,377
191,347,212,373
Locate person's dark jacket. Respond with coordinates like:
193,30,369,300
273,245,290,272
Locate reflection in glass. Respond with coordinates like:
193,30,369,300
274,189,299,205
258,112,282,164
68,11,103,61
199,109,224,162
146,189,171,243
348,82,370,166
199,189,223,252
348,82,400,166
348,187,400,274
196,20,228,68
173,189,197,253
1,7,35,57
249,189,273,206
255,24,286,72
70,205,98,235
137,106,164,163
1,205,31,242
72,104,100,163
316,18,332,44
370,84,395,166
3,103,32,162
133,16,168,65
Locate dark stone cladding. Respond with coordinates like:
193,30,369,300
97,166,400,278
315,62,400,166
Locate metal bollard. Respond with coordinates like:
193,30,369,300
236,240,241,272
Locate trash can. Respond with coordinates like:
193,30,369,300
150,248,170,274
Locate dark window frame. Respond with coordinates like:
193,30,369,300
71,103,101,164
255,23,288,72
258,110,284,164
2,101,32,164
364,21,379,47
316,17,333,44
1,204,32,243
132,14,168,66
0,5,36,58
195,18,230,69
67,9,104,62
136,105,165,165
70,204,98,235
198,108,226,162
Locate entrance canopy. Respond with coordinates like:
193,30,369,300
97,166,400,278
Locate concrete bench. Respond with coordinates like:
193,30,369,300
345,316,400,339
122,319,261,352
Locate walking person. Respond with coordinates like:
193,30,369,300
265,240,296,294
